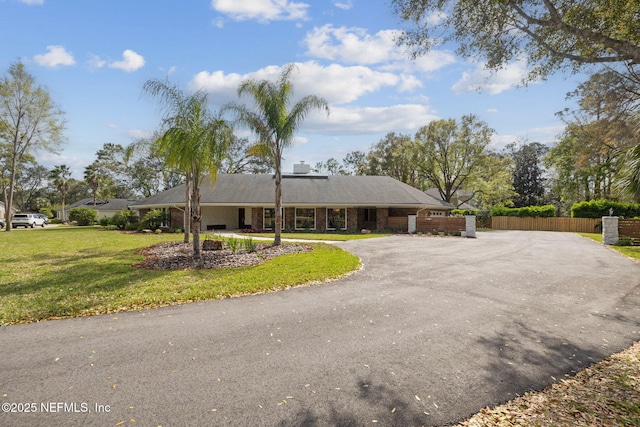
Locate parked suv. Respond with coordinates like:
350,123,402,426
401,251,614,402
11,214,46,228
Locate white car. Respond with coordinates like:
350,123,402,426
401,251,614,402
12,214,46,228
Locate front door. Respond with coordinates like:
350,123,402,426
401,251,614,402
238,208,245,229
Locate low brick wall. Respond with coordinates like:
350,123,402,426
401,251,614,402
417,216,465,233
619,218,640,239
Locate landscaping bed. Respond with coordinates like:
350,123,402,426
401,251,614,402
134,241,313,270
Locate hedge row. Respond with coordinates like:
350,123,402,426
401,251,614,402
571,200,640,218
490,205,556,218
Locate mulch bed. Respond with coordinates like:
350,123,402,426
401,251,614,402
455,341,640,426
134,241,313,270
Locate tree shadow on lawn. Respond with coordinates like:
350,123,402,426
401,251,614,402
0,246,174,323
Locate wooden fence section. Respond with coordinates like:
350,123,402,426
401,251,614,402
491,216,601,233
619,219,640,238
417,216,466,233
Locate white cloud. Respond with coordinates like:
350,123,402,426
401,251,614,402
127,129,155,139
211,0,309,22
304,104,439,135
302,25,456,72
333,0,353,10
87,54,106,70
213,17,225,28
304,25,399,65
19,0,44,5
190,61,414,106
451,60,529,95
109,49,145,72
33,45,75,68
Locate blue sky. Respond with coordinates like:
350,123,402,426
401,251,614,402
1,0,588,178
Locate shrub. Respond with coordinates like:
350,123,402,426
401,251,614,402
68,207,97,226
242,237,258,253
39,207,54,219
139,209,169,231
571,200,640,218
616,236,633,246
225,236,242,254
98,217,111,227
490,205,556,218
111,210,139,230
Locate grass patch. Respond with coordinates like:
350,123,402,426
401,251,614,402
579,232,640,261
0,227,360,324
240,232,390,241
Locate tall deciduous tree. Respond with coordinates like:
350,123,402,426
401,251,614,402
228,63,329,245
393,0,640,82
0,62,65,231
144,79,232,259
364,132,420,187
413,115,494,203
507,141,549,207
49,165,71,222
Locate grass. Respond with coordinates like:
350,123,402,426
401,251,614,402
0,226,361,325
240,231,390,241
579,232,640,260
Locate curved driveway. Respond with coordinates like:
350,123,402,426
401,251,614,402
1,231,640,426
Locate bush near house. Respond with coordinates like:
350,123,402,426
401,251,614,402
490,205,556,218
68,207,97,226
139,209,169,231
571,199,640,218
111,209,139,230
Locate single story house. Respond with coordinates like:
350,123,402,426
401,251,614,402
0,201,18,219
133,163,453,232
61,198,140,220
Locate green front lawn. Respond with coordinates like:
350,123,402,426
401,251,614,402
0,226,360,325
579,232,640,261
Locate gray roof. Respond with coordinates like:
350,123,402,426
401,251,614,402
425,188,475,210
133,174,450,209
65,198,140,211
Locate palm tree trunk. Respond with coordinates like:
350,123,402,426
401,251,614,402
274,155,282,246
184,173,191,243
192,184,201,261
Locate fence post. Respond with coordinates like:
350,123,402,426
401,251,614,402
465,215,476,238
602,216,619,245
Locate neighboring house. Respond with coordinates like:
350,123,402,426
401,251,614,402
61,198,140,220
0,201,18,218
133,163,453,232
425,188,478,211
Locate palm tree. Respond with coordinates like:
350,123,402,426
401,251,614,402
143,78,232,260
227,63,329,245
49,165,71,222
84,163,100,207
619,143,640,201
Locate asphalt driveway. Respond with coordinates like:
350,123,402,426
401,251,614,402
1,231,639,426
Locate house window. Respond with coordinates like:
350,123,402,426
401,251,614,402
429,210,444,217
326,208,346,230
364,208,376,222
295,208,315,230
263,208,284,230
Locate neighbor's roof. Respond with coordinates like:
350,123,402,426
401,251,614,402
133,174,450,209
65,198,140,211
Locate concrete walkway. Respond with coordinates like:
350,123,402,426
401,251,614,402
1,231,639,426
